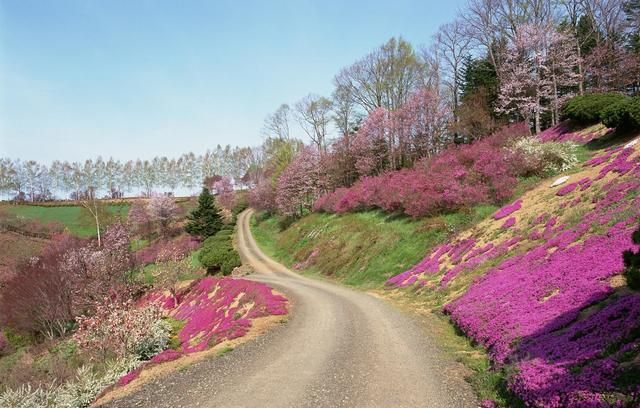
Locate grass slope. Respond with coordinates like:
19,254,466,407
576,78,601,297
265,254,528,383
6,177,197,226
251,206,496,288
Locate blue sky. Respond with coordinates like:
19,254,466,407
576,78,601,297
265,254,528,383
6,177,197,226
0,0,465,162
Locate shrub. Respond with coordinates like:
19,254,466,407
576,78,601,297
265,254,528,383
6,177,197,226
232,191,249,215
199,245,240,275
0,233,84,336
134,235,200,266
562,93,629,124
202,233,231,247
314,123,529,218
198,231,241,275
249,181,277,213
74,300,169,360
623,226,640,290
625,96,640,128
510,137,579,176
601,97,634,128
133,319,172,360
0,356,140,408
220,251,241,275
600,96,640,130
0,331,7,355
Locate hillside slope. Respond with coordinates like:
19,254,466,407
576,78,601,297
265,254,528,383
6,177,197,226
253,128,640,407
251,206,496,287
386,134,640,407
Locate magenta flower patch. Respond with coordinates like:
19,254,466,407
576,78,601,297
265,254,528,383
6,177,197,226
150,277,288,354
556,182,578,196
150,349,182,363
117,369,141,386
493,200,522,220
501,217,516,229
387,143,640,405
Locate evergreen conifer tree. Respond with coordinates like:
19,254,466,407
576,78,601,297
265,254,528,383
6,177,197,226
185,188,222,239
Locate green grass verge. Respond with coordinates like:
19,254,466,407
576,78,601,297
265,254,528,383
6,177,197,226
5,204,129,237
251,206,496,288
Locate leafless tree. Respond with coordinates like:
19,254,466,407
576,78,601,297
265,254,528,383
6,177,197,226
433,19,473,122
331,83,360,141
333,37,425,113
295,94,333,153
263,103,292,140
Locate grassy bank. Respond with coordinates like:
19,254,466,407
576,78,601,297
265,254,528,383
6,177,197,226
251,207,496,288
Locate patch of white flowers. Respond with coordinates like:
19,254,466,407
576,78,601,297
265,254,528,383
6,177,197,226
511,137,580,175
0,356,140,408
134,319,172,361
0,318,172,408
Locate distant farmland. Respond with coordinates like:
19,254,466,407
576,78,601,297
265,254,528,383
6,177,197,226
3,204,130,237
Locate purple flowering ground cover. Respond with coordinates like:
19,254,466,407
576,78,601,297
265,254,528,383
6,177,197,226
115,277,287,387
388,139,640,407
151,276,288,353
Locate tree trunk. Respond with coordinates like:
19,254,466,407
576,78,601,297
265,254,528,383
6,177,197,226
552,72,559,126
576,37,584,95
95,215,101,247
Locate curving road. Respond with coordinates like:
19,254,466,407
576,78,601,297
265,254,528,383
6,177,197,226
103,209,477,408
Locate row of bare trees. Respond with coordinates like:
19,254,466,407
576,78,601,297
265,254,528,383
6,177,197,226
0,145,259,201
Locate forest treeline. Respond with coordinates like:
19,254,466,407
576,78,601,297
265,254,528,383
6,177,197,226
2,0,639,208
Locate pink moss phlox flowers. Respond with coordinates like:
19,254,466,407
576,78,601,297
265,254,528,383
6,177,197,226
387,143,640,405
151,277,287,354
493,199,522,220
501,217,516,229
150,349,182,363
556,182,578,196
117,369,141,386
537,123,571,142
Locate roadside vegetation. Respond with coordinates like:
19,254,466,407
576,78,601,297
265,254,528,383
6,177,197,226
0,186,281,407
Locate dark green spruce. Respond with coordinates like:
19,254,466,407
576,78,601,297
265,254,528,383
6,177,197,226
185,187,223,240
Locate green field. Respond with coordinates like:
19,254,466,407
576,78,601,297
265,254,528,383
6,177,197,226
3,204,129,237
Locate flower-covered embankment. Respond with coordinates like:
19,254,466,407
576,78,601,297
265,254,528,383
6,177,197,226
116,276,287,385
387,137,640,407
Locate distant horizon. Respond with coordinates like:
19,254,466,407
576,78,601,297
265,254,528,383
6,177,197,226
0,0,464,163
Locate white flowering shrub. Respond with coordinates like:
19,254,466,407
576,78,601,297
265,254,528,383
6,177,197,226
0,384,59,408
510,137,579,176
74,300,166,360
0,357,140,408
133,319,172,360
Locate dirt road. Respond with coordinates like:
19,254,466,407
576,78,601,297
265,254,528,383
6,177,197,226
103,209,477,407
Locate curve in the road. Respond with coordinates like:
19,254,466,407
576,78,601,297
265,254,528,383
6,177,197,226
102,209,477,408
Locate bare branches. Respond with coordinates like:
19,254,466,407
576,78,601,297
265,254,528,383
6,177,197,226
333,37,425,113
294,94,333,153
262,104,292,140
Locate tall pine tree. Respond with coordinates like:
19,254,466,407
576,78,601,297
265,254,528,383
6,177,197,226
185,188,222,240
